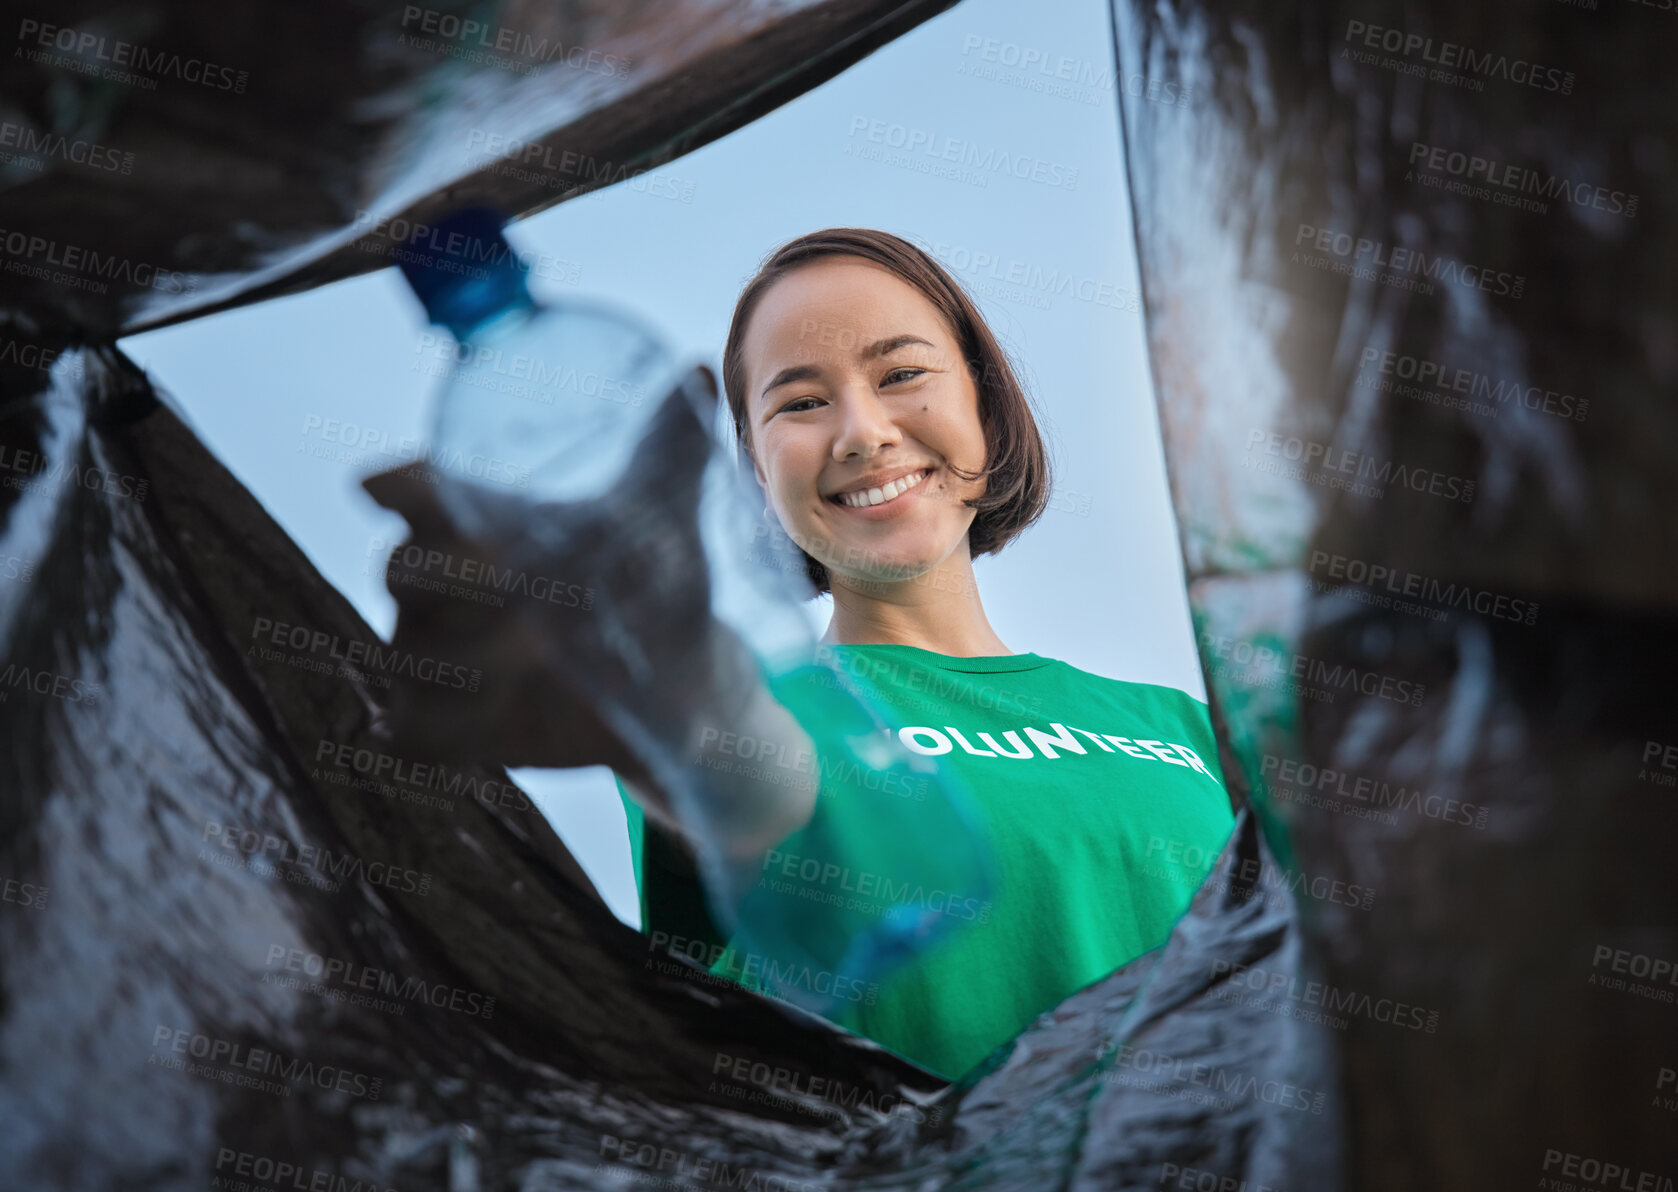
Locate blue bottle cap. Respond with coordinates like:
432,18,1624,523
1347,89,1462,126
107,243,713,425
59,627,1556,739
394,205,533,339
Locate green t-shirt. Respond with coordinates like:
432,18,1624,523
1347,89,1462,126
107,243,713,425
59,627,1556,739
617,643,1235,1080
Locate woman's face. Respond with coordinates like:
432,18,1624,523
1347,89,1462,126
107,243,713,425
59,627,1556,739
740,257,988,590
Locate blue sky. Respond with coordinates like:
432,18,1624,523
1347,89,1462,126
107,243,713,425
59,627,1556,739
121,0,1202,925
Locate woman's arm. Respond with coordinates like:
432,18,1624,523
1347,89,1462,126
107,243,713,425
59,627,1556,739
359,362,818,864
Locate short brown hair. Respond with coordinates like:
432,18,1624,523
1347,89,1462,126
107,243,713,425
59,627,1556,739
721,227,1051,595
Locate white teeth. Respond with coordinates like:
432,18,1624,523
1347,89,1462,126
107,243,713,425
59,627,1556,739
838,469,928,508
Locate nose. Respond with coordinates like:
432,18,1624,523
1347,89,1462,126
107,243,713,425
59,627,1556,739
830,381,902,463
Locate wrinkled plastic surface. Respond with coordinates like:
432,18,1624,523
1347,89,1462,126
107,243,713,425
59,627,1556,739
0,0,963,340
1112,0,1678,1186
0,347,1306,1191
3,0,1675,1189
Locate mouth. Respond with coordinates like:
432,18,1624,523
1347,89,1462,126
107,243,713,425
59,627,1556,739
828,467,933,510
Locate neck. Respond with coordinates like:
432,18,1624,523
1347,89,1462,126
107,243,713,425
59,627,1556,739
820,548,1012,656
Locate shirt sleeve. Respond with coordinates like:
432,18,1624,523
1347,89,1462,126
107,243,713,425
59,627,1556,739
613,771,731,959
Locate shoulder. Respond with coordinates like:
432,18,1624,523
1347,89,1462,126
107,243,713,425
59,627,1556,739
1037,657,1210,713
1034,658,1217,737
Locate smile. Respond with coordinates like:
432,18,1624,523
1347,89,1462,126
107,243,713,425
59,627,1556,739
831,468,932,509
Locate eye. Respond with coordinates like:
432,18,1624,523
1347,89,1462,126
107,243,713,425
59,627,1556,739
779,396,823,414
882,367,927,386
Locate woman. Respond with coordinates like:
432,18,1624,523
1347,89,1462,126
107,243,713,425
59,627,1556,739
619,228,1235,1080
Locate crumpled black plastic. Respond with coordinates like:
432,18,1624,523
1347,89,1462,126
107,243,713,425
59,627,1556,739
0,348,1309,1190
1113,0,1678,1186
4,0,1676,1187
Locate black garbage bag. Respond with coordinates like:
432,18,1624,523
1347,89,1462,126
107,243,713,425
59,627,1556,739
0,347,1309,1190
3,0,1675,1187
1114,0,1678,1186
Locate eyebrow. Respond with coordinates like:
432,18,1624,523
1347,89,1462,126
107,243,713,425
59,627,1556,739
758,334,935,401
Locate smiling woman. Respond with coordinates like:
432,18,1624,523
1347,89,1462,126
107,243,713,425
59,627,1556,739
728,232,1047,646
616,228,1237,1080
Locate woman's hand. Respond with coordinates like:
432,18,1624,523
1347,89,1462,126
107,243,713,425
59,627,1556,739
361,365,816,850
